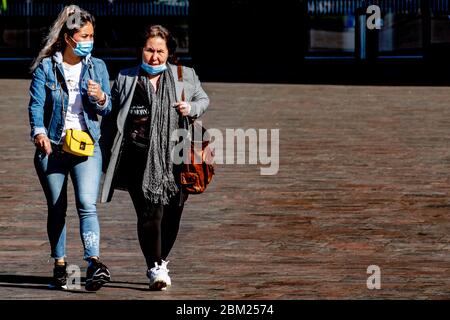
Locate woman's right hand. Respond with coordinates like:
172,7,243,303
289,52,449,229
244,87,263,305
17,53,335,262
34,134,52,155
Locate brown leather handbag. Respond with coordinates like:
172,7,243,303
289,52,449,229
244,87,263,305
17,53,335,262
177,65,214,194
180,122,215,194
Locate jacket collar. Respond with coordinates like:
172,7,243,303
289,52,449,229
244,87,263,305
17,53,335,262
52,51,92,66
51,51,93,86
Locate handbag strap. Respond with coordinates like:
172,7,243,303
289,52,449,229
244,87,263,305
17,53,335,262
178,65,197,132
176,64,191,132
177,64,186,101
176,64,189,206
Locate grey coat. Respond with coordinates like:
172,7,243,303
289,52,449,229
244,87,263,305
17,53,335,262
99,63,210,203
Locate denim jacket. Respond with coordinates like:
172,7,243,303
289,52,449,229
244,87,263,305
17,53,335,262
28,52,112,144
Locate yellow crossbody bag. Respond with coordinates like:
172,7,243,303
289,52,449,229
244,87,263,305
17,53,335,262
63,129,94,157
56,71,94,157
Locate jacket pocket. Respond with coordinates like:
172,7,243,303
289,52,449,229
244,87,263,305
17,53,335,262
45,81,58,91
45,81,60,104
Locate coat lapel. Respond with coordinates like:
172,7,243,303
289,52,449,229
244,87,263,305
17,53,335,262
116,67,139,134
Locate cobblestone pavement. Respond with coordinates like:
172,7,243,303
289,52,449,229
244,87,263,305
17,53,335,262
0,79,449,299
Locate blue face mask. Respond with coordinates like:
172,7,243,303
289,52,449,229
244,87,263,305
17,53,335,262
141,60,167,75
70,37,94,57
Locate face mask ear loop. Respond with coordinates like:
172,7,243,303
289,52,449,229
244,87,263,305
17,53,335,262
65,34,76,51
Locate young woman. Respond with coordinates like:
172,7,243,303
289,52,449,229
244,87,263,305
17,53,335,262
28,5,112,291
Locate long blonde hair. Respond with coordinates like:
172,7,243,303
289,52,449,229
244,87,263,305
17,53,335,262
30,5,95,72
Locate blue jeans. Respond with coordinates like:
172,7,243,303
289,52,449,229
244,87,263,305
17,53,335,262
34,144,102,260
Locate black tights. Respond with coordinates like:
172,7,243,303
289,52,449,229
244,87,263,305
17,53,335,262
118,142,186,269
128,186,184,269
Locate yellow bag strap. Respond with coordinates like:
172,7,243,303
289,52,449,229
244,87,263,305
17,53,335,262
70,130,94,144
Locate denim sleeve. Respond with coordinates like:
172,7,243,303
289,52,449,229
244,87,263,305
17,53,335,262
28,62,48,139
187,68,210,119
94,60,112,116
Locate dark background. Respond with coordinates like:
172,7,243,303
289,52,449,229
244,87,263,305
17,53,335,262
0,0,449,84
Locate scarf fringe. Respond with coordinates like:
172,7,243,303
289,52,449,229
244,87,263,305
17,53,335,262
143,176,179,205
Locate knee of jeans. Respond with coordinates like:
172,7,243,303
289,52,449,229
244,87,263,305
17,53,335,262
76,194,97,215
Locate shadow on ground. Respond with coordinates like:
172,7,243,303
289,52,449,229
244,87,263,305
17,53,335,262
0,275,150,292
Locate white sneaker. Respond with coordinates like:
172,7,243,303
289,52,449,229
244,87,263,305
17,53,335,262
147,260,171,291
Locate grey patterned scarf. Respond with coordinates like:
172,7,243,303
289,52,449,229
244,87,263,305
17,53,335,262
140,67,179,205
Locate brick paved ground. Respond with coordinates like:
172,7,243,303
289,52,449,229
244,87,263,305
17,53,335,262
0,79,449,299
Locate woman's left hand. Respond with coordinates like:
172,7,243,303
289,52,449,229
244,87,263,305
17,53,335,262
87,79,106,104
172,101,191,117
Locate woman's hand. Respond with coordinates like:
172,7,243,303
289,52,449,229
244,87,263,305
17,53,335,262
34,134,52,155
87,80,106,104
172,101,192,117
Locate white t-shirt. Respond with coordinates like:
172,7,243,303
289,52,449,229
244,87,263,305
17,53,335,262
62,62,87,137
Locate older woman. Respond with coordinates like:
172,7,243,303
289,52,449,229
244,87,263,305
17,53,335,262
100,24,209,290
28,5,111,291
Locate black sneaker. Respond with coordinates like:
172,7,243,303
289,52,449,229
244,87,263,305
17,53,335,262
49,262,68,290
85,258,111,291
